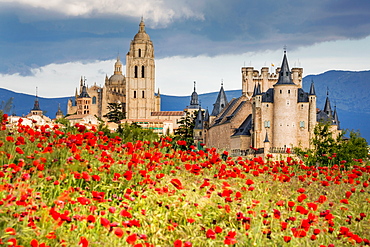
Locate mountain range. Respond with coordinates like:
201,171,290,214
1,70,369,142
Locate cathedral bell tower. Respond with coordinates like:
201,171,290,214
126,18,156,119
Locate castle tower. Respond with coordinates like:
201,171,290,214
193,106,204,146
308,81,317,134
272,51,299,148
126,18,157,119
211,83,228,116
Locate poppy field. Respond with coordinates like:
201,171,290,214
0,115,369,247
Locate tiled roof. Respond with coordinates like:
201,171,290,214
151,111,184,116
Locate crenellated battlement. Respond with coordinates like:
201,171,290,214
241,66,303,96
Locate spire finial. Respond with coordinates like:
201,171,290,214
221,79,223,87
194,81,196,92
283,45,287,53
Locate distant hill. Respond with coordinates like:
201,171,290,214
1,70,369,142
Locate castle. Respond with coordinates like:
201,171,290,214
195,51,340,155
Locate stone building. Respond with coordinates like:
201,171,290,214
205,51,340,155
66,19,160,122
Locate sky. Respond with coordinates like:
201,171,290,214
1,0,370,98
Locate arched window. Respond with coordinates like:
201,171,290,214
134,91,137,98
141,66,145,78
92,96,96,104
134,66,138,78
142,90,145,98
138,49,141,57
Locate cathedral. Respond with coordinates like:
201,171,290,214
66,19,161,123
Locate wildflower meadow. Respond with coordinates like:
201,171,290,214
0,114,369,247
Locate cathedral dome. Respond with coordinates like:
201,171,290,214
108,74,125,85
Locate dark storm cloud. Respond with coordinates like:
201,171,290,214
1,0,370,75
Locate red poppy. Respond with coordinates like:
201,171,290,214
100,217,110,227
215,226,223,233
114,227,124,238
206,229,216,239
174,239,182,247
5,227,16,235
170,179,184,190
79,237,89,247
283,236,291,242
126,233,137,245
30,239,38,247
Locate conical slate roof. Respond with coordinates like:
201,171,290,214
309,81,316,95
323,96,332,117
275,51,295,85
211,84,228,116
204,108,210,122
194,107,203,130
333,107,340,129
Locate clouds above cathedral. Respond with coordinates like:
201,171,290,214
1,0,370,95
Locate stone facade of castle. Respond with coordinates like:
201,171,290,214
195,51,340,155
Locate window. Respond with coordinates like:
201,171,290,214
286,100,290,106
264,120,271,128
288,90,290,94
280,90,282,94
138,49,141,57
134,66,138,78
92,96,96,104
300,121,305,128
141,66,145,78
142,91,145,98
134,91,137,98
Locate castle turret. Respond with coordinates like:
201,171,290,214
272,51,299,148
211,83,228,116
308,81,317,135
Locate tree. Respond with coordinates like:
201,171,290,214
174,111,196,144
295,122,369,166
103,102,126,123
336,130,368,163
117,123,159,143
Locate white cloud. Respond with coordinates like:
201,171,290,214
1,36,369,98
1,0,205,26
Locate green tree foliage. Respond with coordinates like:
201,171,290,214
335,131,368,163
103,102,126,123
174,111,195,144
117,123,159,143
295,122,368,166
55,117,70,127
